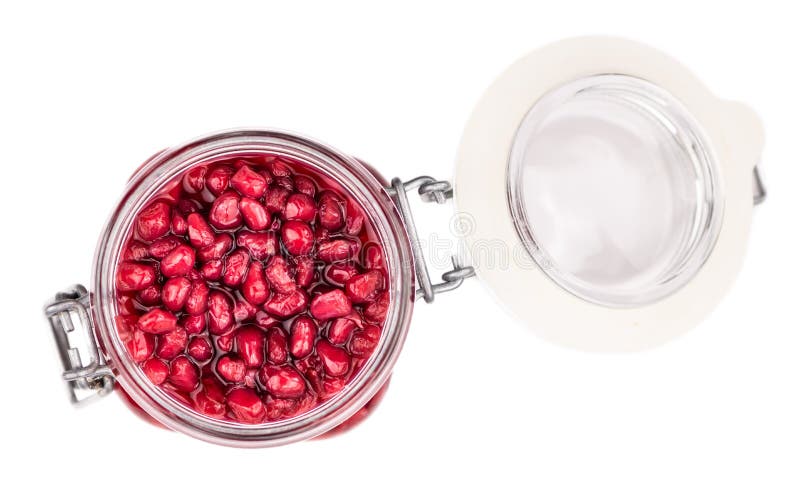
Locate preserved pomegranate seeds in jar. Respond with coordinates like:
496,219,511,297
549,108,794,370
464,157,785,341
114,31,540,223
115,155,389,424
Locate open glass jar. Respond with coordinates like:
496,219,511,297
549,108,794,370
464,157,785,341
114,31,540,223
45,36,766,447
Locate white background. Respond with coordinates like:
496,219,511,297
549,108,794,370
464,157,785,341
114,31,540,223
1,1,798,478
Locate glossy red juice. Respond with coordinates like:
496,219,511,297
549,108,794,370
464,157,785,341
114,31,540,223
113,154,390,425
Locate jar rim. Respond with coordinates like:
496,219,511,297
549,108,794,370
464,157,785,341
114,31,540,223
91,128,415,447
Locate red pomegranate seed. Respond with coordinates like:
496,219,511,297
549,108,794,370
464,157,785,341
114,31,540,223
289,316,317,359
226,388,266,424
235,326,265,368
266,327,289,364
126,329,155,362
187,336,213,362
316,340,350,377
182,166,207,194
345,204,364,236
178,198,202,215
317,239,359,262
256,311,280,329
207,291,234,335
345,270,384,304
263,290,309,318
281,220,314,256
142,358,169,385
187,212,215,248
318,191,345,231
161,276,191,311
194,390,226,419
319,376,347,401
261,365,307,399
209,191,242,230
364,291,390,324
310,289,352,320
156,327,188,360
148,236,181,259
327,316,358,345
185,281,209,315
222,248,250,287
136,201,172,241
294,175,317,197
264,186,290,214
123,241,149,262
350,325,381,358
116,262,156,292
230,165,268,199
169,356,199,392
216,355,246,383
171,213,188,236
268,160,292,177
200,259,224,280
242,261,269,304
233,297,258,321
265,256,296,294
315,226,331,243
236,231,278,260
324,263,359,286
240,197,270,231
205,166,233,196
160,244,195,278
294,256,315,287
138,285,161,306
283,193,317,222
198,233,233,262
183,313,206,334
216,331,235,352
362,242,384,270
138,308,178,334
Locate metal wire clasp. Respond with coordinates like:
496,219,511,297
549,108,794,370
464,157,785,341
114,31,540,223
388,176,475,303
45,285,114,403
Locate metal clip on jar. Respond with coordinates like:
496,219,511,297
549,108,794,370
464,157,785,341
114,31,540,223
45,37,766,447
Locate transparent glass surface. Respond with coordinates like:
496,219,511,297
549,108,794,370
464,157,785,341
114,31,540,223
508,75,723,307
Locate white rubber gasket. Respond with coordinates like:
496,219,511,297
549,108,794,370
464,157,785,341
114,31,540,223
453,36,763,352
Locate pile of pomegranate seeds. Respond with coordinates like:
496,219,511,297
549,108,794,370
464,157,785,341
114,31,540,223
114,155,390,424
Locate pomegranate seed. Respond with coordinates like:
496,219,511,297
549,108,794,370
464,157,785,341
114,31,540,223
261,365,307,399
236,231,278,260
319,376,347,401
194,390,227,419
350,325,381,358
216,355,246,383
267,327,289,364
233,297,258,321
136,201,172,241
156,327,188,360
315,227,331,243
126,329,155,362
269,160,292,177
364,291,390,324
217,331,235,352
264,186,290,213
294,256,316,287
324,263,359,286
203,376,227,403
160,244,196,278
178,198,202,215
242,261,269,304
283,193,317,222
263,290,309,318
161,276,191,311
230,165,268,199
281,220,314,256
187,336,213,362
171,213,188,235
138,285,161,306
116,262,156,292
318,191,345,231
294,175,317,197
209,191,242,230
182,166,207,194
222,248,250,287
345,270,384,304
200,259,224,280
265,256,296,294
239,197,269,230
327,316,358,345
316,340,350,377
317,239,359,262
362,242,384,270
205,166,233,196
207,290,234,335
226,388,266,424
169,356,199,392
235,326,265,367
138,308,177,334
123,241,149,261
310,289,352,320
185,281,209,315
255,311,280,329
183,313,206,334
198,233,233,262
148,236,181,259
345,204,364,236
142,358,169,385
187,212,215,248
289,315,317,359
